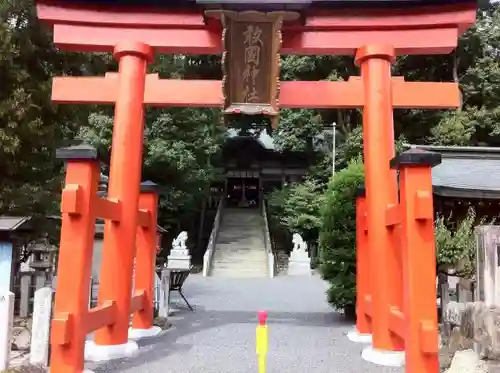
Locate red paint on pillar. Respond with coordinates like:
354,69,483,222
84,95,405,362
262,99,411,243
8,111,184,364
132,191,159,330
50,159,99,373
355,44,404,352
397,155,440,373
356,194,371,335
94,42,153,346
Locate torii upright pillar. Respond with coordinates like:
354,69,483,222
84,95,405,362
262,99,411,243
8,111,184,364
84,42,156,362
356,45,405,366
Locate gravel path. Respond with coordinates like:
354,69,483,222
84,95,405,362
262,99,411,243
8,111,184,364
87,274,403,373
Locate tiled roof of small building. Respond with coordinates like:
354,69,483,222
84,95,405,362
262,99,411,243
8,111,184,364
0,216,32,231
405,145,500,199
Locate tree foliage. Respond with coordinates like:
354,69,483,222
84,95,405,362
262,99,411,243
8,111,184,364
267,179,325,244
319,159,364,310
80,108,225,228
0,0,112,242
435,208,482,279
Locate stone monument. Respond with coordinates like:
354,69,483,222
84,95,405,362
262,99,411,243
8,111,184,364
158,269,171,318
287,233,312,276
30,287,53,367
167,231,191,270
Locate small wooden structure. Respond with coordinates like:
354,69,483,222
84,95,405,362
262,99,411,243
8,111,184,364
0,217,33,293
407,144,500,222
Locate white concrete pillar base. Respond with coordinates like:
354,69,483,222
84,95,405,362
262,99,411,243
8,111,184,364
84,340,139,362
346,329,372,344
361,345,405,367
128,326,162,341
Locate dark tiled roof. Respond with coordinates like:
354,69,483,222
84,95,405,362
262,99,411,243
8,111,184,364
0,216,32,231
406,145,500,199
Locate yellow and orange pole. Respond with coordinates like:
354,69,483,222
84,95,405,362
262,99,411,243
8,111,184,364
256,311,268,373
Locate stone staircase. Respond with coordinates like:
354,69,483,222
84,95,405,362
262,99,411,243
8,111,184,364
210,207,269,278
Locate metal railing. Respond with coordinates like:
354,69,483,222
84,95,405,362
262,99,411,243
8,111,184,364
89,274,163,313
202,198,224,277
261,200,275,278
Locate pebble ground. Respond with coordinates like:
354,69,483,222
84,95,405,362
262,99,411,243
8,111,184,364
87,274,403,373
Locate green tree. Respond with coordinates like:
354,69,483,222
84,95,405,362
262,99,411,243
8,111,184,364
319,159,364,311
267,179,324,243
435,207,481,279
0,0,109,241
78,53,226,233
79,108,225,231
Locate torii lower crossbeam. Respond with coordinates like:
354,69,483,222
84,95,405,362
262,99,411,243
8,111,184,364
52,74,460,109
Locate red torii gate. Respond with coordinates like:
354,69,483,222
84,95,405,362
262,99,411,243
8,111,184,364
34,1,476,373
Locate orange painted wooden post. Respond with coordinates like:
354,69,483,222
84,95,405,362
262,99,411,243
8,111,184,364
131,181,159,331
355,45,404,358
94,42,154,347
351,186,372,341
356,188,371,334
391,149,441,373
50,145,99,373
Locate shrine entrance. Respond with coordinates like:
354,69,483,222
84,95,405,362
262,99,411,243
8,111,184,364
34,1,476,373
226,177,260,208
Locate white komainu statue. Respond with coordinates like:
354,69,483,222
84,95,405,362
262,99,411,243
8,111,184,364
289,233,311,276
172,231,188,250
292,233,308,253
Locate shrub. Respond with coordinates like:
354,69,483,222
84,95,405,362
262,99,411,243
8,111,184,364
435,207,480,279
267,179,325,246
319,159,364,311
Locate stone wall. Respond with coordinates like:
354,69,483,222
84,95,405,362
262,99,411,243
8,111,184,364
444,301,500,360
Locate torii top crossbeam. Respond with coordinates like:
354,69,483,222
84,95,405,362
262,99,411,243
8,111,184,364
37,0,476,113
38,0,475,55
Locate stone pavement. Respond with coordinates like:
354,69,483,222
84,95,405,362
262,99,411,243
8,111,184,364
87,274,403,373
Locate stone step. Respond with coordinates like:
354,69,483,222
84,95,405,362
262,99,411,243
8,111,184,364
212,266,267,272
214,250,266,254
217,244,265,247
217,236,264,240
217,236,263,241
210,207,268,278
214,248,265,253
214,249,265,254
218,227,263,231
212,260,267,266
210,273,268,278
213,252,267,259
215,247,266,252
212,256,268,263
213,259,267,265
210,269,268,278
215,243,265,247
219,228,262,231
